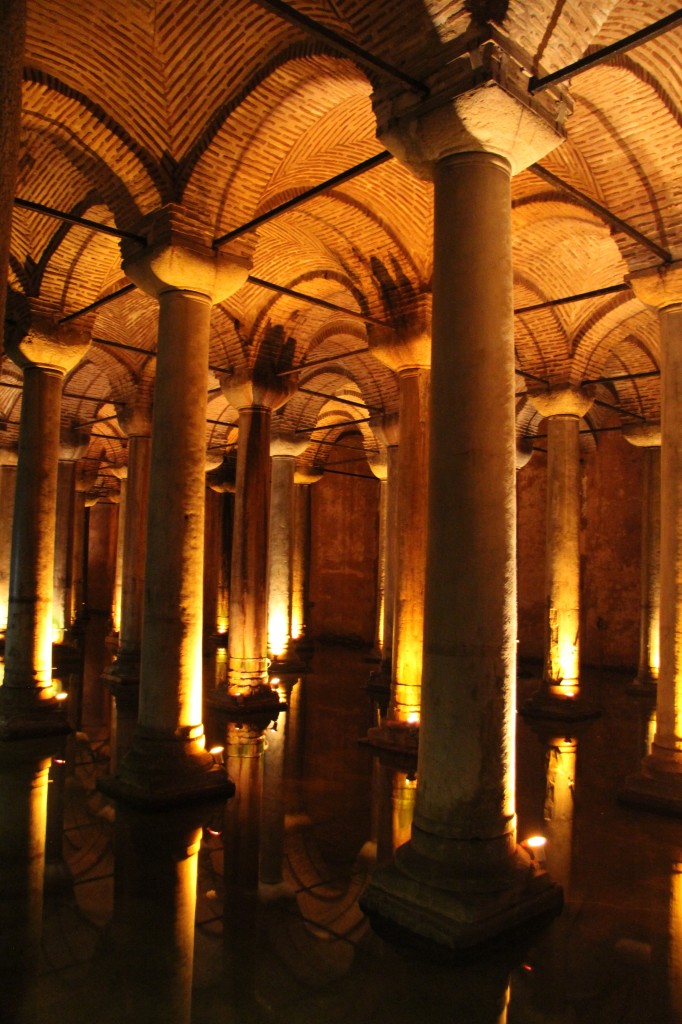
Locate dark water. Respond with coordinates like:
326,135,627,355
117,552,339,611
1,643,680,1024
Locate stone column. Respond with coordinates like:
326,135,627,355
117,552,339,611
1,318,89,737
369,415,400,677
290,468,321,655
361,44,567,948
98,214,249,806
0,0,26,340
369,309,430,750
267,432,308,669
70,460,97,632
210,369,295,709
0,447,18,633
52,426,90,647
623,423,661,694
621,263,682,815
524,385,596,718
109,467,127,639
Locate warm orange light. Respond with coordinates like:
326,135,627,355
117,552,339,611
268,606,289,658
525,835,546,849
55,691,68,701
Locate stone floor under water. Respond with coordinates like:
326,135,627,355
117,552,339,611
1,641,680,1024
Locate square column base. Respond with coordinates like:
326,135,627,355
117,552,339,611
206,684,284,716
98,765,235,810
360,852,563,955
364,719,419,755
618,770,682,818
520,690,601,722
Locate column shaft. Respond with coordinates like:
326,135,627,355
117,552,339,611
414,153,517,862
383,444,399,667
637,447,661,686
111,476,127,635
0,0,26,336
227,406,271,694
290,483,309,643
119,434,151,668
0,462,17,630
138,289,211,736
4,367,64,697
657,305,682,757
267,454,295,661
544,415,582,695
392,367,429,720
203,486,222,644
53,459,77,643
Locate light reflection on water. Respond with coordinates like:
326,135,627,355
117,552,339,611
0,645,680,1024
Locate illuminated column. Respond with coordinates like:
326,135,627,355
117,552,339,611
524,385,595,717
367,412,400,673
624,423,661,694
212,369,294,708
0,447,18,633
361,48,566,946
368,303,430,748
70,460,97,629
290,468,321,652
1,317,89,737
99,213,249,805
103,400,152,769
621,263,682,815
267,432,307,668
53,426,90,646
109,466,127,638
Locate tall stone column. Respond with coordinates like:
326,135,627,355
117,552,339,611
290,468,321,655
0,447,18,633
524,385,596,718
70,460,97,632
621,263,682,815
267,432,307,669
1,318,89,737
367,412,399,675
98,212,248,806
361,42,567,948
623,423,661,694
209,369,295,710
52,426,90,647
369,309,430,750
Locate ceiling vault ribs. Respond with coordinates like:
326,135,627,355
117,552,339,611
13,197,147,246
529,8,682,94
528,164,672,263
212,152,394,249
246,0,429,96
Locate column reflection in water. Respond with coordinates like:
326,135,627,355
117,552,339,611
373,753,418,863
111,803,205,1024
261,681,297,897
0,737,53,1022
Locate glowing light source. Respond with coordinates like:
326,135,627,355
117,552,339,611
523,835,547,865
55,691,68,701
268,606,289,658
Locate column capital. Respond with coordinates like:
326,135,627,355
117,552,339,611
0,446,18,467
270,432,308,459
369,411,400,449
58,423,90,462
516,436,534,470
528,384,594,419
115,397,153,438
5,315,90,375
372,32,569,179
623,422,662,448
221,366,297,413
369,294,432,372
294,467,323,486
627,261,682,311
122,206,250,303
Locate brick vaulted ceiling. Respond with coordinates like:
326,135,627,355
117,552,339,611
2,0,681,487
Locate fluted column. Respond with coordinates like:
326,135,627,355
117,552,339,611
210,369,295,709
98,212,249,805
53,425,90,647
1,317,89,737
0,447,18,633
621,263,682,815
361,43,567,948
267,432,308,669
624,423,662,694
524,385,596,718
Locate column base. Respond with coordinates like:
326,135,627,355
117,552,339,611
626,673,657,697
206,683,284,716
619,754,682,818
364,719,419,755
51,640,82,673
97,730,235,809
520,687,601,722
360,843,562,954
0,692,71,740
